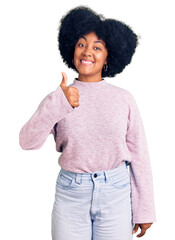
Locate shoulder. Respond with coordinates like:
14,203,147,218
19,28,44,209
108,82,134,100
107,83,139,110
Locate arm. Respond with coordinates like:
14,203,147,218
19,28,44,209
126,92,156,224
19,85,74,150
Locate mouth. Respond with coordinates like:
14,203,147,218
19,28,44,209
80,59,94,65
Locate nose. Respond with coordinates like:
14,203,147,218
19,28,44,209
82,46,92,57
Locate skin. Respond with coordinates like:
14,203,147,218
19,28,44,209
60,31,108,107
60,32,153,237
133,223,153,237
60,72,80,108
73,31,108,82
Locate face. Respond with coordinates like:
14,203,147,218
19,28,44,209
74,32,108,80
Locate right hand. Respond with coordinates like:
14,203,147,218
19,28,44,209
60,72,80,108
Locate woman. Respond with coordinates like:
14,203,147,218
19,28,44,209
19,6,156,240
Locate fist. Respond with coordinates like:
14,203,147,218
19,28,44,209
60,72,80,108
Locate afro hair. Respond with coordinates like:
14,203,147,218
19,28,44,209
58,6,139,78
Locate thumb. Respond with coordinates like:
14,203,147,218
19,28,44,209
60,72,67,87
132,224,139,234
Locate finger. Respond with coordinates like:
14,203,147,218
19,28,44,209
132,224,139,234
73,99,80,107
74,97,79,102
70,90,79,97
60,72,67,86
71,86,79,94
136,228,146,238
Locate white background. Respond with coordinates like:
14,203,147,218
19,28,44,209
0,0,174,239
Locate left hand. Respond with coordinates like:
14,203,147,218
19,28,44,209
132,223,153,237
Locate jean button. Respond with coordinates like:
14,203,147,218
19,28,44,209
94,173,97,178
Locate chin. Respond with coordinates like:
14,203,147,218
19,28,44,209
77,69,94,76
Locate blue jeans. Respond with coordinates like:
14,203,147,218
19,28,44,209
51,161,134,240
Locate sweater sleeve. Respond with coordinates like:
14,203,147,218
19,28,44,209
126,92,156,224
19,85,74,150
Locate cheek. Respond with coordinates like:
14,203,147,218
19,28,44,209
73,49,77,59
73,54,79,67
74,49,81,63
96,54,107,65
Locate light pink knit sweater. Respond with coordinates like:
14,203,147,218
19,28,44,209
19,78,156,224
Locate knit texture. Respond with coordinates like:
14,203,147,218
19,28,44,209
19,78,156,224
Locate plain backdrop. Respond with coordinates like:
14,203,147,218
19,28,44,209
0,0,174,239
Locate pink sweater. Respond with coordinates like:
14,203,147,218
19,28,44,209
19,78,156,224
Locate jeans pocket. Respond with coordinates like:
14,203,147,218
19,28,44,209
56,173,74,189
110,171,130,189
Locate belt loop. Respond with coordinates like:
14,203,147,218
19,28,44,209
104,171,110,183
125,161,128,168
75,173,81,184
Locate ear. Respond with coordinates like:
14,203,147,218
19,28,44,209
104,55,108,65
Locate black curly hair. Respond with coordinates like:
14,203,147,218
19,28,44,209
58,6,139,78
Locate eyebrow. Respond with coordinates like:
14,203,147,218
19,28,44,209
80,36,105,46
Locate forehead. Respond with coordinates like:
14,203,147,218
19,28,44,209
78,32,105,45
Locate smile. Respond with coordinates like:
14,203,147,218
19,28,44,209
80,59,94,65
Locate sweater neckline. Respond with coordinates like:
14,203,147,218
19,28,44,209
72,78,108,89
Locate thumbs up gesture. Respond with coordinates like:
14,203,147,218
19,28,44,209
60,72,80,108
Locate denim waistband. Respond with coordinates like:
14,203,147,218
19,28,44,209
59,161,127,183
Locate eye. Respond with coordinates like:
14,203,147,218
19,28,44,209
78,43,85,47
94,47,101,50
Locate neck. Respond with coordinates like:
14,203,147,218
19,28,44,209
73,77,107,89
78,73,102,83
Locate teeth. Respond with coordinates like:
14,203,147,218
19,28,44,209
81,60,93,64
